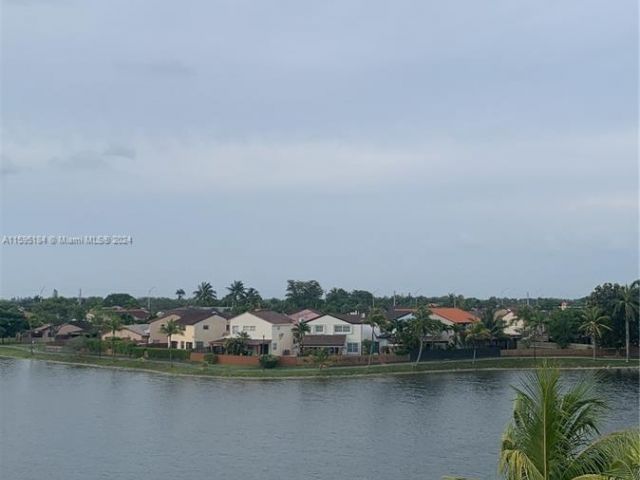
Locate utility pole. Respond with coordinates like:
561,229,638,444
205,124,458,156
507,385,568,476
148,286,156,312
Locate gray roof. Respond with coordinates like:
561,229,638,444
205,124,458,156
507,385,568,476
122,324,149,336
250,310,294,325
153,307,227,326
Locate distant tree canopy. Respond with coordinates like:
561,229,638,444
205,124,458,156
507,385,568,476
588,282,639,348
2,279,637,347
285,280,323,310
0,301,27,339
103,293,139,308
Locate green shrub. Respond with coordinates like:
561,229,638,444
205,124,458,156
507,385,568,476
145,348,189,361
203,353,218,364
132,347,146,358
259,354,279,369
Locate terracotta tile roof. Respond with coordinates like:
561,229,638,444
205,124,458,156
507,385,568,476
386,307,479,324
250,310,294,325
304,334,347,347
431,308,479,324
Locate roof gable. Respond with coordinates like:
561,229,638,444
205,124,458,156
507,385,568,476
152,307,227,326
307,313,364,325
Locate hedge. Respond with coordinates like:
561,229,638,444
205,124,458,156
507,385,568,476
131,347,190,361
259,354,279,369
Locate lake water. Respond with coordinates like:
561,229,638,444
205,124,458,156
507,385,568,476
1,359,638,480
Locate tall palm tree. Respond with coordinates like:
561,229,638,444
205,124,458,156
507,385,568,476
579,307,611,360
292,321,311,356
105,314,122,358
465,321,491,365
193,282,216,306
614,283,639,363
410,305,442,367
244,288,262,309
175,289,185,301
500,365,639,480
364,308,388,366
227,281,246,307
160,319,185,365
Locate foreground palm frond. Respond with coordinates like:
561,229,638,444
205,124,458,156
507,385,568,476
498,364,639,480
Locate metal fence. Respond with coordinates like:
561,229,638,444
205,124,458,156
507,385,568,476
409,347,501,362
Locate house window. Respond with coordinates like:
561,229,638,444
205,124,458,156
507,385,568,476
232,326,239,334
195,341,203,350
272,342,278,351
242,326,256,332
186,342,193,350
334,325,351,334
314,325,324,333
347,342,359,353
203,325,209,330
180,341,185,349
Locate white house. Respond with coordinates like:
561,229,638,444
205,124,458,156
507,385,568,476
215,310,295,356
304,313,387,355
148,307,229,350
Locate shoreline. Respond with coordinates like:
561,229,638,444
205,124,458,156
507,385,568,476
1,346,637,380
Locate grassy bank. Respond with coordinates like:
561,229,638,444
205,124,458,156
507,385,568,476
0,345,637,379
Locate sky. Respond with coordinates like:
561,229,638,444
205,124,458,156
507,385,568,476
0,0,638,300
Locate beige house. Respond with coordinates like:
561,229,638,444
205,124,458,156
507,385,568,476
215,310,295,356
101,324,149,344
148,307,229,350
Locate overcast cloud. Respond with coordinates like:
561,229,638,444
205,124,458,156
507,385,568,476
0,0,637,299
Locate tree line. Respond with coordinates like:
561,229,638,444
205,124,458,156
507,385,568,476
1,280,638,356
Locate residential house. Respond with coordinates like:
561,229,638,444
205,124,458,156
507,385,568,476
55,321,94,341
28,323,56,343
304,313,387,355
213,310,294,356
386,307,480,346
148,307,229,350
101,324,149,344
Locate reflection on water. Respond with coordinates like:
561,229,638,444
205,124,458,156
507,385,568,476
1,359,637,480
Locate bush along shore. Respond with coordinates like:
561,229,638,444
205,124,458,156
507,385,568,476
0,345,637,379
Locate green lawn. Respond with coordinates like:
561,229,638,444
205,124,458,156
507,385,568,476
0,345,636,379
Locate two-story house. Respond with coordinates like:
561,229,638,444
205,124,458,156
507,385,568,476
303,313,386,355
214,310,294,356
148,307,229,350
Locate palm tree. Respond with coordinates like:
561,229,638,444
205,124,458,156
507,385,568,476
227,281,246,307
579,307,611,360
614,283,639,363
520,307,547,361
292,321,311,356
105,314,122,358
500,364,639,479
364,308,388,366
465,322,491,365
193,282,216,306
410,305,442,367
175,289,185,301
244,288,262,309
160,319,185,365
